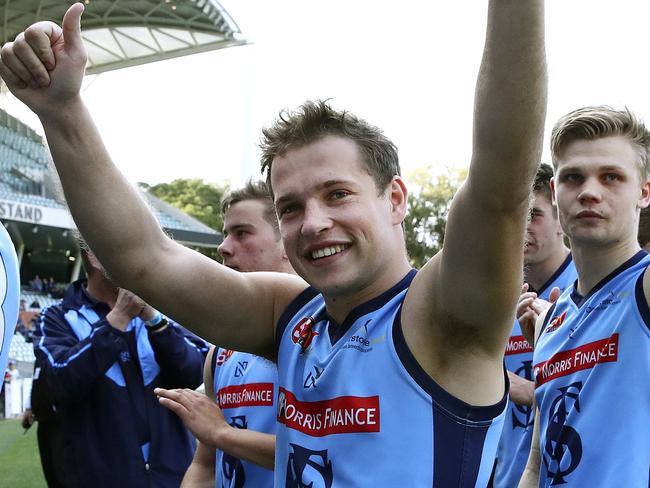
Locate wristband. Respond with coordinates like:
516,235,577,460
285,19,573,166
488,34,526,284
144,311,163,327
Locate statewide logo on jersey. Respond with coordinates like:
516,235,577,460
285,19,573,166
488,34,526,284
286,444,333,488
585,290,626,315
534,334,618,387
292,317,319,353
511,360,534,430
545,311,568,334
277,388,380,436
505,335,533,356
217,383,274,409
216,349,235,366
222,415,248,488
543,382,583,485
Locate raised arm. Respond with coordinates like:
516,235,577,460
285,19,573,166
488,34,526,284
0,4,306,355
442,0,547,345
403,0,547,405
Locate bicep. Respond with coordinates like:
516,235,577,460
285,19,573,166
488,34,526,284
124,241,307,357
436,185,527,346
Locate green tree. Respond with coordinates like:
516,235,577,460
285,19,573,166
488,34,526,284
140,178,229,259
404,166,467,268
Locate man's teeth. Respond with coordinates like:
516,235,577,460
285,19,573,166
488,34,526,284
312,245,347,260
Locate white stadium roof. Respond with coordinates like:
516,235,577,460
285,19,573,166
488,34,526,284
0,0,247,74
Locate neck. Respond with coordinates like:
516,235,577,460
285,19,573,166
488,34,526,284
570,237,641,296
324,259,411,325
85,273,118,308
525,247,570,291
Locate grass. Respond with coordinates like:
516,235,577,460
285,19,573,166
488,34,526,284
0,418,46,487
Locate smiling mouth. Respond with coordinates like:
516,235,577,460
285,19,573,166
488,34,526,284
310,244,350,260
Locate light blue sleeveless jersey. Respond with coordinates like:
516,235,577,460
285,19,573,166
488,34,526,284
534,251,650,487
0,223,19,378
212,348,277,487
495,255,576,487
275,270,507,487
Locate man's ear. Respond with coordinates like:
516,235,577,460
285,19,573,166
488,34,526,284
550,177,557,206
388,176,408,225
637,178,650,209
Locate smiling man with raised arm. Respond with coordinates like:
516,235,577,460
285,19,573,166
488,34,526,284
0,1,546,485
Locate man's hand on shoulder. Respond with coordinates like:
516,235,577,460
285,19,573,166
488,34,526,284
0,3,87,115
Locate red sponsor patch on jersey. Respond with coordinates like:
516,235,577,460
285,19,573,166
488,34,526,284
534,333,619,387
216,349,234,366
545,310,568,334
217,383,274,409
292,317,319,353
277,388,380,437
505,335,533,355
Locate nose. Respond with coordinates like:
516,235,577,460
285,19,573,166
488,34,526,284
577,177,603,204
218,235,233,259
300,201,332,237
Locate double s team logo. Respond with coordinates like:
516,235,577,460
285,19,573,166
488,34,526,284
286,444,333,488
543,382,583,485
292,317,319,353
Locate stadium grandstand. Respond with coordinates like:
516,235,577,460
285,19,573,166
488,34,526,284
0,0,246,418
0,106,223,417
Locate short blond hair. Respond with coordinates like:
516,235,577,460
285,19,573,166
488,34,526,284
551,106,650,180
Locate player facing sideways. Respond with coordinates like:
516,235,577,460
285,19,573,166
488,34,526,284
492,163,576,487
0,1,547,485
180,180,292,488
518,106,650,487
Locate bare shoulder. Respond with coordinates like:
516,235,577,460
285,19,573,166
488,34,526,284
203,346,216,398
246,271,310,325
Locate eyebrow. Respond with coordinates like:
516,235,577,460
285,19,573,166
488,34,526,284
274,179,357,207
222,223,254,235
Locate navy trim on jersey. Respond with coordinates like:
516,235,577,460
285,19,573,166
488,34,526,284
535,253,573,295
393,310,508,422
571,250,647,307
210,346,218,380
538,302,558,342
327,269,417,346
433,402,492,486
275,286,319,353
634,267,650,332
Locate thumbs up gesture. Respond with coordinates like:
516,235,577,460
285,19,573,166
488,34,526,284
0,3,87,115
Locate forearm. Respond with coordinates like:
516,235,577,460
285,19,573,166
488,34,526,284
38,98,168,287
214,429,275,470
518,406,541,487
507,370,534,406
181,442,215,488
472,0,547,205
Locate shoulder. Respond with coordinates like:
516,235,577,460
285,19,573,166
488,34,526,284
203,346,216,398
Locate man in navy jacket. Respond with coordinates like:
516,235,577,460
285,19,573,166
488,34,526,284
34,249,209,487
